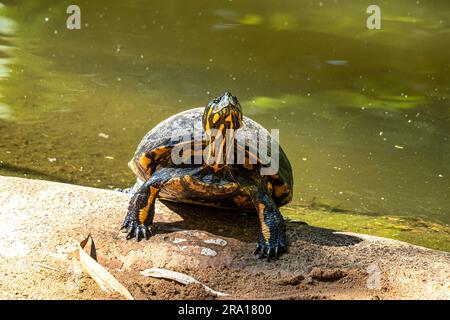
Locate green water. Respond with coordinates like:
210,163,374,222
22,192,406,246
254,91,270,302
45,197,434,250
0,1,449,250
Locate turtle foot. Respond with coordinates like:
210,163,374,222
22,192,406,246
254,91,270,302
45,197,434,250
254,230,287,261
121,214,153,241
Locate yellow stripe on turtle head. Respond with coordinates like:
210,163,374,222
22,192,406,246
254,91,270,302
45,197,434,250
225,114,233,129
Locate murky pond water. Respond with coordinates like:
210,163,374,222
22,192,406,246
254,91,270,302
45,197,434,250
0,1,449,249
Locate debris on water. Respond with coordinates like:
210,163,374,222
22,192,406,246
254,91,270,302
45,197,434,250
48,158,56,163
105,156,114,160
98,132,109,139
438,174,443,178
326,60,348,66
394,145,404,149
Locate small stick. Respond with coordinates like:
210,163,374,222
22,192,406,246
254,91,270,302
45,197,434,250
78,234,134,300
33,263,57,271
141,267,229,297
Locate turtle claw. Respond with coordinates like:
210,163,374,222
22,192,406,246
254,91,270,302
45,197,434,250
135,224,152,241
125,226,134,240
122,216,152,241
254,243,284,261
254,235,286,261
124,223,152,241
135,229,140,241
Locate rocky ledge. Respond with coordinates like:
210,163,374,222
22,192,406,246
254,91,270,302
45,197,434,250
0,176,448,299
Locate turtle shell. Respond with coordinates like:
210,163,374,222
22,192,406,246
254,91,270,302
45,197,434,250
129,108,293,207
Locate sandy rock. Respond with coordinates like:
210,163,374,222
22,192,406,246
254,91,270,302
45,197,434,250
0,176,448,300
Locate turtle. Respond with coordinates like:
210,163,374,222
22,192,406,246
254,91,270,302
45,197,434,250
121,91,293,260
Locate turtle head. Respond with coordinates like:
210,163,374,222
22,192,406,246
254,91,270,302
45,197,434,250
202,91,243,136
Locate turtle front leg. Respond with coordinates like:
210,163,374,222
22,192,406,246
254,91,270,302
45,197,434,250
122,168,195,241
121,178,161,241
251,190,287,261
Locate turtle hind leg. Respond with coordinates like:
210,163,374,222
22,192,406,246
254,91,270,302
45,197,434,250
250,189,287,261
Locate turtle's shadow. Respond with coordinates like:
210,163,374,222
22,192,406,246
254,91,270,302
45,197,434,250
154,200,363,247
